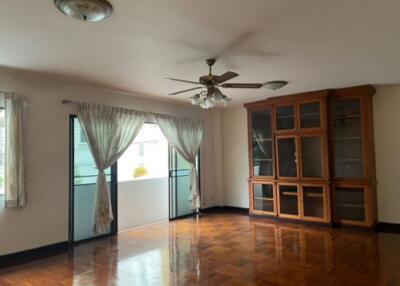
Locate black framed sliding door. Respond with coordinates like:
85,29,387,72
69,115,118,244
168,147,200,220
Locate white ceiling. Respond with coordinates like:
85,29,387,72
1,0,400,106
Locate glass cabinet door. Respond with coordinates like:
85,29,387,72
276,105,295,131
330,98,363,178
299,101,321,129
334,186,366,223
277,137,297,178
278,185,299,217
302,186,325,220
252,183,275,213
300,136,323,178
251,109,273,177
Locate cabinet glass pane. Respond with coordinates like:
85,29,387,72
335,187,365,221
279,185,298,215
331,99,363,178
300,102,320,129
277,137,297,177
252,110,273,176
303,186,324,218
276,105,295,130
253,184,274,212
301,136,323,178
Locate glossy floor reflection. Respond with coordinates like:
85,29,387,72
1,213,400,285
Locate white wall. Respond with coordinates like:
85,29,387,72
0,67,223,255
373,86,400,224
221,87,400,224
222,106,249,208
118,178,168,231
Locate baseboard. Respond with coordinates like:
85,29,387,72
202,206,249,214
0,241,69,269
375,222,400,234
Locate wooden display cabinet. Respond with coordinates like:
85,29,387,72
249,181,276,216
245,85,377,227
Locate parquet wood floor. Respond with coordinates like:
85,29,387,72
1,213,400,285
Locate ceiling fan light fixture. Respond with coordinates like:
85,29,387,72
263,80,288,91
189,94,200,106
222,95,232,108
54,0,113,22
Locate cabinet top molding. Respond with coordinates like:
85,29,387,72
244,84,376,109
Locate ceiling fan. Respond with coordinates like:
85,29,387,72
166,58,287,109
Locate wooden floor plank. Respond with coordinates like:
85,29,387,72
0,213,399,285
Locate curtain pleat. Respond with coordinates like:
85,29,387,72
78,103,146,233
4,93,26,208
153,113,203,210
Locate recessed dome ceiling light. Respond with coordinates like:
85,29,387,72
263,80,288,91
54,0,113,22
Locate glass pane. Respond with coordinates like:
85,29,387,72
279,185,299,215
169,149,199,219
252,110,273,176
331,99,363,178
276,105,295,130
303,186,324,218
277,137,297,177
300,102,320,128
118,123,168,181
335,187,365,221
253,184,274,212
301,136,323,178
73,118,111,241
176,170,192,217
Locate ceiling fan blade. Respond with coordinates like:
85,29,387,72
214,71,239,84
165,78,200,84
221,83,263,88
168,86,204,95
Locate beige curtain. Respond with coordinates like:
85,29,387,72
4,93,26,208
153,114,203,210
78,103,146,233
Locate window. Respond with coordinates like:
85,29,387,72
138,143,144,157
79,129,86,144
73,118,111,185
118,123,168,181
0,109,4,195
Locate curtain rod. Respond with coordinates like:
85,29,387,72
61,99,202,123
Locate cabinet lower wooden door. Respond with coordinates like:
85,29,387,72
278,184,301,219
251,182,276,215
301,185,329,222
333,185,371,226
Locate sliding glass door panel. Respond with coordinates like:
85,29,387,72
70,116,117,243
169,147,200,219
